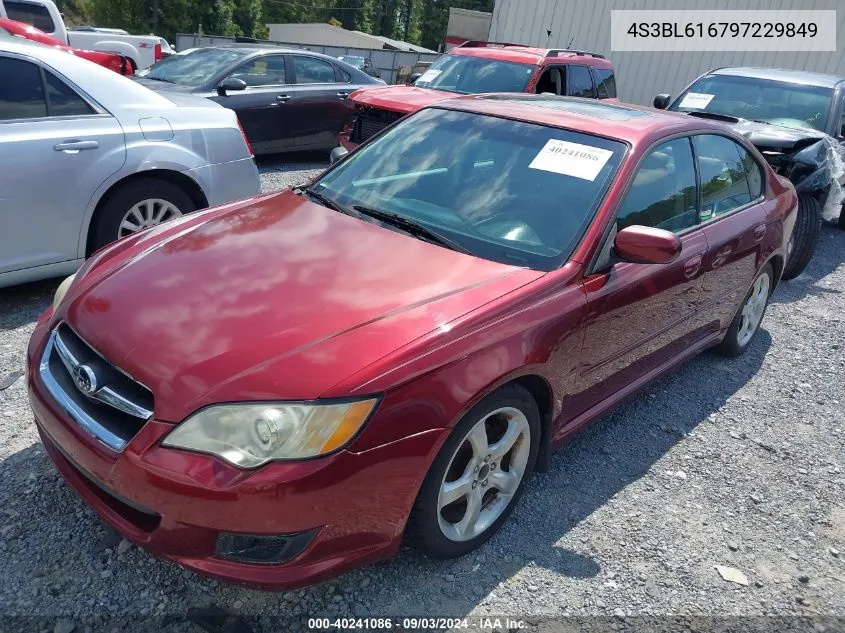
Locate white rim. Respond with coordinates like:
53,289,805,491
737,271,770,347
118,198,183,237
437,406,531,542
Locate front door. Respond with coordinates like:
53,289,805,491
0,55,125,274
569,136,708,418
288,55,352,150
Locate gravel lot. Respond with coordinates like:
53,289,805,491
0,154,843,633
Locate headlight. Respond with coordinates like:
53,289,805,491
162,399,378,468
52,274,77,313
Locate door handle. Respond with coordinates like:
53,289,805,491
683,254,703,279
54,140,99,153
276,94,291,103
754,224,767,241
337,92,350,99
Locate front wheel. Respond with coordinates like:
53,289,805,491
405,384,540,558
717,264,773,357
782,194,821,280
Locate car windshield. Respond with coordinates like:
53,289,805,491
339,56,364,69
670,74,834,132
414,54,536,94
144,48,246,87
311,108,625,270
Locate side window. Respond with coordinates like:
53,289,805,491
0,57,47,120
337,66,352,82
838,107,845,138
534,67,563,95
45,71,94,117
566,65,595,98
593,67,617,99
736,143,764,199
617,138,698,233
5,0,55,32
293,56,337,84
693,134,753,220
229,55,287,86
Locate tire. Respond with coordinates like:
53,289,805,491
782,194,821,280
91,178,197,252
405,383,541,559
717,264,773,357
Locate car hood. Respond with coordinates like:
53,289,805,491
350,85,456,114
729,120,825,153
62,191,540,421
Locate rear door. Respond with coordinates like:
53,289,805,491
288,54,352,149
693,133,768,332
0,54,125,274
571,137,708,417
210,54,294,154
565,64,597,99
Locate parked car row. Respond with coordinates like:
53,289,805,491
1,27,842,593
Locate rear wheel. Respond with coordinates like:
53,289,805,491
405,384,540,559
782,194,821,280
91,178,196,252
718,264,773,357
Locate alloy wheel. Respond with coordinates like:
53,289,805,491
437,406,531,542
737,271,771,347
118,199,183,238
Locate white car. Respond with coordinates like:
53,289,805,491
0,0,163,69
0,36,261,288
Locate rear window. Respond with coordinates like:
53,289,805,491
593,67,617,98
5,0,55,33
312,108,626,270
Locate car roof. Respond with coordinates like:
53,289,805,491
450,43,612,68
711,66,845,88
430,94,728,146
211,43,338,59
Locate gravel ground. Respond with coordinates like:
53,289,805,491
0,156,842,632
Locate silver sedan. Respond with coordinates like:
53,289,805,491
0,36,261,288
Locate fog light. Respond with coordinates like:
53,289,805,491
215,529,316,564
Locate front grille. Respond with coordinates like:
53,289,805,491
350,107,404,143
39,323,154,452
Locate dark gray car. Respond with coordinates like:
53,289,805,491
136,45,385,155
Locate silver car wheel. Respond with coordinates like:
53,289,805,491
118,198,183,237
737,270,771,347
437,406,531,542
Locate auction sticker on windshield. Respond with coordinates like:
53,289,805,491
418,69,442,82
529,139,614,180
679,92,715,109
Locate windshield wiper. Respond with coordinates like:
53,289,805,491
299,187,355,216
352,205,471,254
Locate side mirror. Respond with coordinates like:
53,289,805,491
614,225,681,265
653,94,671,109
217,77,247,96
330,146,349,165
408,72,422,85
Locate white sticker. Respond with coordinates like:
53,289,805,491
417,69,442,83
679,92,715,109
528,139,614,181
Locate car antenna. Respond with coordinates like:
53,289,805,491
566,35,575,48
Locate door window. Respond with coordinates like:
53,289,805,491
293,56,337,84
0,57,47,120
617,138,698,233
534,67,563,95
229,55,287,86
566,65,595,98
593,67,617,98
45,71,94,117
693,134,753,220
5,0,55,32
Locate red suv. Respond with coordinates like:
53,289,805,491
336,41,617,155
30,95,794,590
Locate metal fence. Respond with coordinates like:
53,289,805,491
175,33,440,84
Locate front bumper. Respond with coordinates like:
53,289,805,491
27,320,444,590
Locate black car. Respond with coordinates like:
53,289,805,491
654,67,845,279
136,45,385,155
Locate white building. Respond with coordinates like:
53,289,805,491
490,0,845,105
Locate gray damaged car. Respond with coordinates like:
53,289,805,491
0,36,261,288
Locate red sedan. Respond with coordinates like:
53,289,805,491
28,95,796,589
0,18,132,75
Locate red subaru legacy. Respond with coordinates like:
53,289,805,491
28,95,796,589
